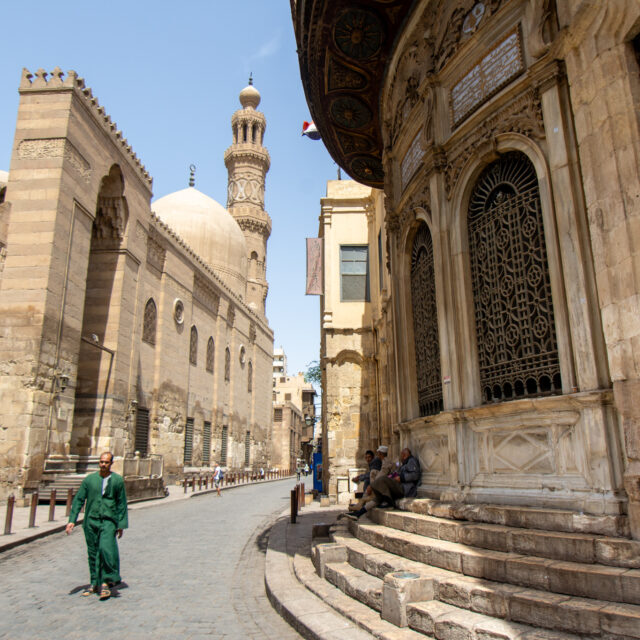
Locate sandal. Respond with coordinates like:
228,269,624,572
81,585,96,597
99,584,111,600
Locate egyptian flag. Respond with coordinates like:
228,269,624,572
302,121,321,140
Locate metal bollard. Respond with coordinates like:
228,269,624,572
198,475,202,491
4,495,15,535
192,476,196,493
28,491,39,528
66,489,73,517
48,489,56,522
290,489,297,524
204,475,208,490
184,477,188,494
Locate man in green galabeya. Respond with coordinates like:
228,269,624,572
65,451,128,600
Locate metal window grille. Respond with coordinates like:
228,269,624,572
134,406,150,456
189,326,198,366
220,425,228,465
142,299,157,346
248,361,253,392
411,223,443,416
274,408,283,422
244,430,251,466
202,421,211,467
340,245,369,301
184,417,194,465
206,337,214,373
468,152,561,403
224,347,231,381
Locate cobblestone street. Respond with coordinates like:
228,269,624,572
0,480,303,640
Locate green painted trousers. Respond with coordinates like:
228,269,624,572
83,517,121,586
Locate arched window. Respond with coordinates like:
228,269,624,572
189,326,198,366
206,337,214,373
410,223,443,416
248,361,253,393
224,347,231,381
142,298,157,346
468,151,561,403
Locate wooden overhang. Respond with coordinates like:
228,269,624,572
291,0,417,189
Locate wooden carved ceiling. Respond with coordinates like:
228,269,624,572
292,0,417,188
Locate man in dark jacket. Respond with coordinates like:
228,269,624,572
346,448,421,519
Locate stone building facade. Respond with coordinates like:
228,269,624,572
294,0,640,538
0,69,274,499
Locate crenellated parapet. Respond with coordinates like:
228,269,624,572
19,67,152,189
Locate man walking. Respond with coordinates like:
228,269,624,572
65,451,128,600
213,462,223,497
347,447,421,519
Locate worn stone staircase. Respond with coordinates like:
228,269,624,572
309,499,640,639
37,474,89,502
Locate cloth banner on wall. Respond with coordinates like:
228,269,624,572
306,237,323,295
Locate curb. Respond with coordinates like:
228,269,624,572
265,508,375,640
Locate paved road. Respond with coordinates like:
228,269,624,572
0,480,303,640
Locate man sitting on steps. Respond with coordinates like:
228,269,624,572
346,447,421,520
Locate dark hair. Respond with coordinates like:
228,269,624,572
365,450,375,457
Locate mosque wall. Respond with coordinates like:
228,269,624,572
0,69,274,499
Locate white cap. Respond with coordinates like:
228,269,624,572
377,445,388,454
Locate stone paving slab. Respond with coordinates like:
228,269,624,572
0,475,290,553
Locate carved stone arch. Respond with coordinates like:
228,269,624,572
142,298,157,346
333,350,364,367
93,164,129,249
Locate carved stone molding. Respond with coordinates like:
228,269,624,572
146,235,166,273
17,137,91,182
444,87,545,199
235,216,272,238
193,273,220,315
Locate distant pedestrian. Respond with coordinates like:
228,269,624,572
65,452,128,600
260,467,265,479
213,462,223,497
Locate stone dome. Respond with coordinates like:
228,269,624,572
239,83,261,109
152,187,247,295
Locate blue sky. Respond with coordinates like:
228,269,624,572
0,1,336,379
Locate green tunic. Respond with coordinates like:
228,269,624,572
69,471,128,586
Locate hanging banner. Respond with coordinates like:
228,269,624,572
306,237,323,295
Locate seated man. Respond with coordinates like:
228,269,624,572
347,447,420,519
351,449,379,494
349,447,386,511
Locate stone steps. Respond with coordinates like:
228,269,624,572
326,529,640,639
403,499,629,538
37,474,88,502
322,557,583,640
351,520,640,605
369,509,640,569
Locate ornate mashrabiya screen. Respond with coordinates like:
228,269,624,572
411,223,443,416
468,151,562,403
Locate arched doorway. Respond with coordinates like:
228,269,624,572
71,165,128,459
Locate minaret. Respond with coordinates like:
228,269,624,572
224,76,272,314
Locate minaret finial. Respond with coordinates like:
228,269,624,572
189,164,196,187
248,72,253,86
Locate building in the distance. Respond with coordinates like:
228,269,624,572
272,346,287,380
0,69,274,500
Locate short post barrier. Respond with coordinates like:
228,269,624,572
204,475,209,490
65,489,73,517
290,489,297,524
28,491,39,528
192,476,196,493
4,495,15,535
183,477,188,494
48,489,56,522
198,475,202,491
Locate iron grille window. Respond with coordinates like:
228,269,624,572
340,245,370,301
468,151,561,403
134,406,150,456
184,417,194,465
244,430,251,466
248,361,253,393
206,337,214,373
202,421,211,467
142,299,157,346
189,326,198,366
411,223,443,416
220,425,228,465
274,408,283,422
